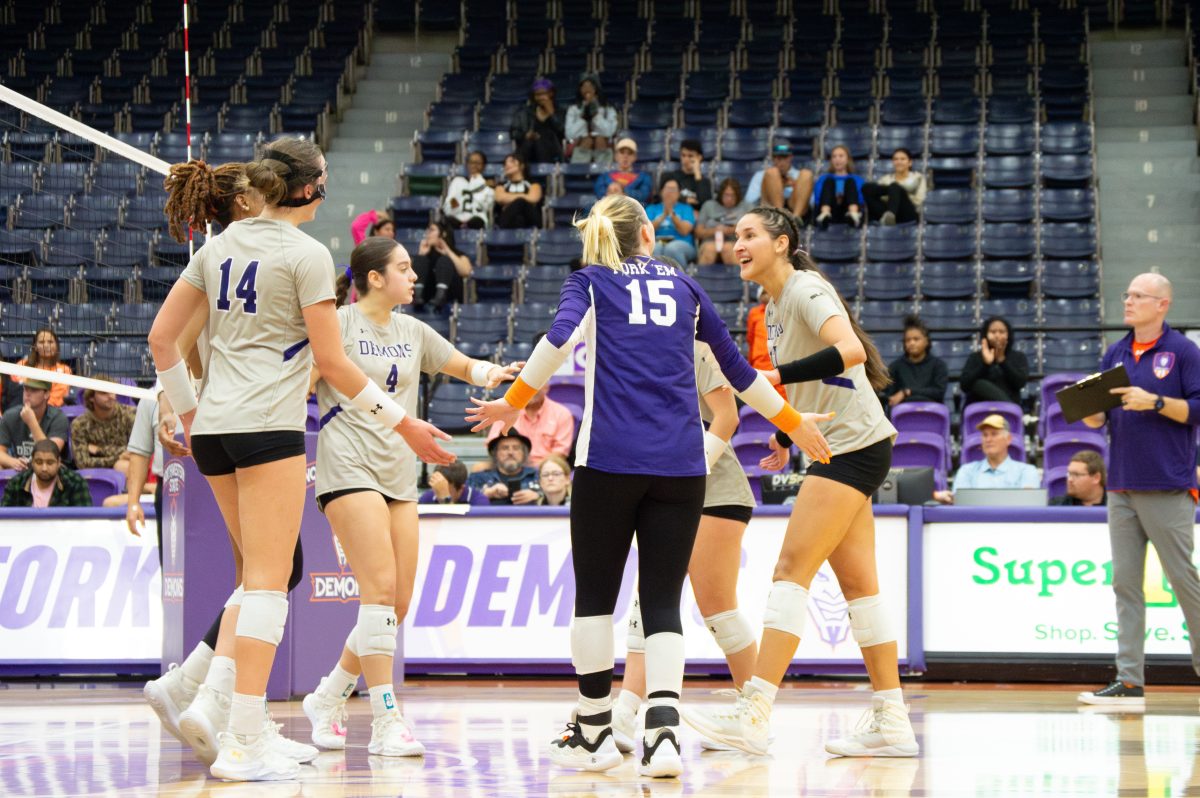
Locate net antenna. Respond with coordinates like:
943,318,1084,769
181,0,202,257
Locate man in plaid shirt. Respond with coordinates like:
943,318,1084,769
1,439,92,507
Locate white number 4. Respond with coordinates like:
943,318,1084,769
626,279,677,327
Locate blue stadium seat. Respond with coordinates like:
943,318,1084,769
476,101,521,133
1040,223,1096,259
981,189,1034,223
483,228,534,265
102,230,153,269
26,266,79,302
1043,298,1102,330
15,195,68,229
71,195,122,230
693,265,745,304
879,98,928,127
983,156,1036,188
919,262,976,299
1041,122,1092,155
471,265,521,303
41,164,90,195
454,302,510,345
1041,154,1093,187
522,265,570,304
206,132,258,161
984,124,1035,155
1041,260,1100,298
980,298,1037,328
921,300,977,332
623,129,668,164
982,260,1036,297
718,129,770,162
876,125,925,157
1042,337,1104,371
726,99,775,128
390,196,440,228
858,300,914,332
987,97,1036,124
862,262,917,300
669,128,720,161
866,225,918,262
139,266,182,302
980,224,1035,260
929,124,979,157
931,97,981,124
810,226,862,262
1040,189,1094,222
546,194,597,228
90,341,146,377
510,302,557,344
926,157,977,188
921,189,976,225
57,304,109,334
625,101,675,129
777,98,826,128
43,229,97,268
84,268,132,303
822,126,872,160
535,229,583,266
921,224,977,260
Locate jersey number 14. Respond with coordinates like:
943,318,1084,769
625,279,676,326
216,258,259,314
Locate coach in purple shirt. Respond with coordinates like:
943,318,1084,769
1078,272,1200,707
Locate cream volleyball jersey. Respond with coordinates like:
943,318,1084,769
180,217,336,435
695,343,756,509
315,303,454,500
765,270,895,455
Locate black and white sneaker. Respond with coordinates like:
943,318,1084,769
639,726,682,778
548,721,622,772
1078,681,1145,707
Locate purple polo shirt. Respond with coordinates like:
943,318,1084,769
1100,323,1200,491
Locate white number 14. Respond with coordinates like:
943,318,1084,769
626,279,677,327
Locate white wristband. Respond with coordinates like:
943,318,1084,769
349,380,407,428
703,431,726,472
468,360,493,387
156,361,198,416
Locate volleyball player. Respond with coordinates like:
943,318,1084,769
612,341,759,752
299,236,517,757
684,206,917,758
149,138,455,782
466,194,833,779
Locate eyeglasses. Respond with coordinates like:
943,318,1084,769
1066,470,1092,479
1121,291,1163,302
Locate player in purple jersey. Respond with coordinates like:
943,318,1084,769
466,194,832,779
685,206,917,759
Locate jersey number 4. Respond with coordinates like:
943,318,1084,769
216,258,259,314
625,279,676,326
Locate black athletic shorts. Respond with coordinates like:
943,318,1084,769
804,436,893,498
191,431,306,477
316,487,402,513
702,504,754,524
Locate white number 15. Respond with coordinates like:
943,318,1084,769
625,279,677,327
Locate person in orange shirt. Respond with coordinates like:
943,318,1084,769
745,288,786,400
486,382,575,466
14,328,73,407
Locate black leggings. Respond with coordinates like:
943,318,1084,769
200,534,305,650
817,177,862,222
497,198,541,229
411,253,465,305
862,182,918,223
570,467,706,637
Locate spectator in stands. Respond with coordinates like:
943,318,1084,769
695,178,750,265
420,462,490,506
486,380,574,466
369,217,395,238
813,145,866,229
661,139,712,211
745,142,815,219
14,328,72,407
644,178,697,264
862,148,927,226
0,379,69,471
565,72,618,165
1051,450,1107,507
443,150,494,229
511,78,566,164
1,439,91,508
467,431,541,505
960,316,1030,407
934,414,1038,503
350,209,389,245
411,219,474,312
494,152,543,229
593,138,652,203
71,376,137,471
537,454,572,506
885,315,949,408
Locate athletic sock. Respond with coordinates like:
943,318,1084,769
745,676,779,706
229,692,266,739
616,689,643,715
319,664,359,701
204,655,236,697
576,694,612,744
179,642,213,685
368,684,397,719
874,687,904,704
644,632,684,729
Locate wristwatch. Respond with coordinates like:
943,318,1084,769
1154,395,1165,412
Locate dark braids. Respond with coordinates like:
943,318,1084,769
745,205,892,391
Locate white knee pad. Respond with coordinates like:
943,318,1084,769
626,598,645,654
704,609,756,655
224,585,245,609
355,603,399,658
235,590,288,645
847,595,896,648
571,615,615,675
762,581,809,639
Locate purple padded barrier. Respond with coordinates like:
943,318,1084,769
1043,465,1068,497
77,468,126,506
546,374,585,408
1042,430,1106,474
961,400,1023,437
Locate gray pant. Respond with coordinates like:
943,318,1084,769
1109,490,1200,686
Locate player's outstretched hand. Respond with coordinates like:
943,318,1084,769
395,416,456,465
485,362,524,390
466,396,521,434
759,435,791,471
786,412,835,465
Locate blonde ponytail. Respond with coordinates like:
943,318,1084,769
574,194,647,270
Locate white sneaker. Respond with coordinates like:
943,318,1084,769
210,730,300,782
368,711,426,757
682,690,772,756
548,718,623,772
824,696,919,757
638,725,682,778
611,701,637,754
178,684,230,766
144,664,200,743
263,719,319,763
302,687,349,750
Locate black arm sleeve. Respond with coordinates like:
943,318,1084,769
776,345,846,385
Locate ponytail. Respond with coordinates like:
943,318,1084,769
245,136,325,207
747,206,892,392
574,194,648,270
163,160,251,243
335,270,353,307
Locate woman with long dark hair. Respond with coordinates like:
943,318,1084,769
411,218,473,311
960,315,1029,406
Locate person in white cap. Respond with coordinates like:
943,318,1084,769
593,137,652,203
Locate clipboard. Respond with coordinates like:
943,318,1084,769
1055,365,1130,423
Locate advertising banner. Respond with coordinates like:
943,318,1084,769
0,516,161,663
925,516,1200,655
